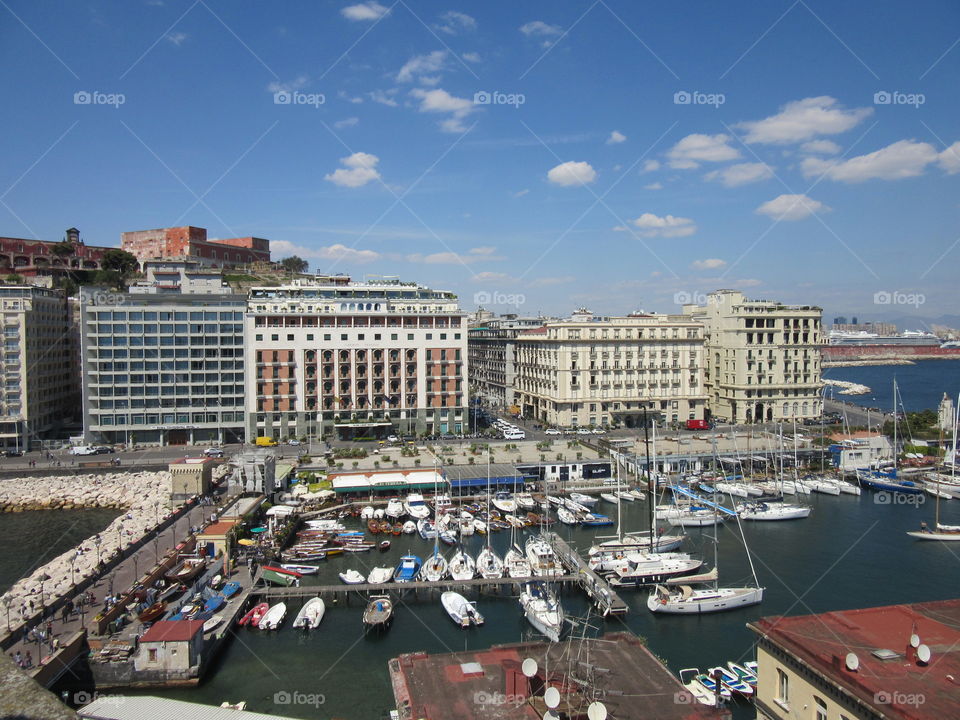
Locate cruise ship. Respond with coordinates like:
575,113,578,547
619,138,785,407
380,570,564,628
828,330,941,346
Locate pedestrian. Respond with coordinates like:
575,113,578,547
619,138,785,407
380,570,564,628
24,651,32,668
46,620,53,637
13,651,21,667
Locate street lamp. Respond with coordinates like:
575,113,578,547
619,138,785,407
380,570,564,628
93,535,102,567
38,573,50,612
68,554,76,588
2,596,10,632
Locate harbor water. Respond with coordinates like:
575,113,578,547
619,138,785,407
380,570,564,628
98,491,960,718
824,358,960,412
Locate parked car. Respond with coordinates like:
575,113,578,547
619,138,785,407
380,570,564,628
544,428,562,436
93,446,115,454
203,448,225,458
387,435,399,443
4,450,23,457
576,429,593,435
287,439,301,446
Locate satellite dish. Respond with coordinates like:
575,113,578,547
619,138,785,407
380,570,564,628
910,633,920,648
542,712,560,720
917,644,931,663
587,701,608,720
544,686,561,709
845,652,860,671
522,658,539,678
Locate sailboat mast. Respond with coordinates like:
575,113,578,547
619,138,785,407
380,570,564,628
642,409,653,548
893,379,898,476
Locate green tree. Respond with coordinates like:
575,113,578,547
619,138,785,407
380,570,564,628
101,249,140,277
280,256,309,274
51,241,75,262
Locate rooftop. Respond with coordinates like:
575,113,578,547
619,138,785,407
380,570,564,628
197,519,240,537
390,631,727,720
138,620,204,643
750,598,960,720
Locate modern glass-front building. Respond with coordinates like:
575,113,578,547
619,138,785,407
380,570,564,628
79,286,246,446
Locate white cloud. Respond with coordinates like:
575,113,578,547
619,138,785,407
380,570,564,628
471,271,513,283
705,162,774,187
547,161,597,187
435,11,476,34
801,139,939,182
334,117,359,128
631,213,697,237
607,130,627,145
530,276,575,287
755,193,828,221
272,240,380,264
462,52,481,63
513,188,530,198
268,76,309,94
738,96,872,145
691,258,727,270
801,139,842,154
644,182,663,190
520,20,562,36
341,2,390,21
368,89,398,107
166,32,187,45
406,247,502,265
666,133,740,169
397,50,447,83
642,159,660,173
409,87,475,133
939,141,960,174
324,152,382,188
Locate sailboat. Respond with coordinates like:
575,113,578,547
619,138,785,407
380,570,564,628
518,581,564,642
449,548,476,580
737,424,812,521
908,393,960,542
859,381,923,495
648,488,764,614
476,454,504,578
422,464,451,579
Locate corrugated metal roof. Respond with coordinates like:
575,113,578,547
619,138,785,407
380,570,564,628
79,696,300,720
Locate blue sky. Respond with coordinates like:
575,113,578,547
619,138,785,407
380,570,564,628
1,0,959,325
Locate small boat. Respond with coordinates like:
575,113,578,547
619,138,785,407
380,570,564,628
203,614,224,633
491,491,516,513
339,569,366,584
221,581,241,599
367,519,381,535
280,564,319,575
708,665,754,697
261,568,299,587
557,507,578,525
393,554,422,583
449,550,476,580
402,521,417,534
203,594,225,613
599,492,619,504
385,499,405,519
441,591,484,627
342,542,375,552
219,702,247,711
363,595,394,631
519,581,564,642
236,603,266,627
569,492,598,508
367,566,393,585
515,493,536,510
695,670,733,702
137,602,166,623
261,565,302,578
209,574,222,589
164,558,206,584
258,602,287,630
581,513,613,527
439,529,457,545
392,523,403,535
626,488,646,501
727,661,758,688
417,518,438,540
617,489,638,501
292,598,326,629
379,540,391,551
678,668,722,706
360,505,375,519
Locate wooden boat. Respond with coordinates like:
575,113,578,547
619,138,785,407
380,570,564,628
237,602,269,627
292,598,326,629
261,565,302,578
137,602,166,623
203,614,224,633
367,519,380,535
363,595,394,631
392,523,403,536
378,520,392,533
261,568,299,587
164,558,206,584
379,540,391,551
342,543,375,552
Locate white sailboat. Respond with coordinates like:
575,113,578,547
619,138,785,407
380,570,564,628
505,544,532,578
477,455,504,578
449,549,476,580
519,581,564,642
908,393,960,542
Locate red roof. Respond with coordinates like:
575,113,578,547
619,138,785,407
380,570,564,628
751,598,960,720
139,620,204,643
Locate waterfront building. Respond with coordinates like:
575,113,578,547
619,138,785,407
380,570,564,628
133,620,205,676
243,277,468,441
749,598,960,720
683,290,824,424
168,457,215,501
828,431,893,472
0,227,113,278
79,281,246,446
121,226,270,268
468,312,547,409
0,285,78,450
510,309,707,428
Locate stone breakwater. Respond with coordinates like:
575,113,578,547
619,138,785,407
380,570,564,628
0,471,174,618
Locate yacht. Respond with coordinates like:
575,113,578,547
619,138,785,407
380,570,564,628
519,582,564,642
525,536,564,578
404,493,431,520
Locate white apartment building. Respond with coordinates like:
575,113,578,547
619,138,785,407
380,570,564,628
468,313,546,409
684,290,823,424
79,285,246,446
244,277,468,441
0,286,77,449
128,259,231,295
512,309,707,428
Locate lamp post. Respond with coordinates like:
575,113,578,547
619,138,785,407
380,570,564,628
2,596,10,632
38,573,50,613
93,534,101,566
68,554,76,588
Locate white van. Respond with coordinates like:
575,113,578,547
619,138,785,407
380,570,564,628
70,446,96,456
503,429,526,440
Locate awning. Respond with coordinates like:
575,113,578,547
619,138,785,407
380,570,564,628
334,421,393,428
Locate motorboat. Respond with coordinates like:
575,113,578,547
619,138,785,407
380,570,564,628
292,598,326,629
338,569,366,584
525,536,564,578
417,518,438,540
515,493,536,511
404,493,431,519
433,494,452,515
402,520,417,534
569,492,598,508
393,554,422,582
581,513,613,527
363,595,393,632
237,602,268,627
519,581,564,642
557,507,578,525
491,491,516,513
367,566,393,584
221,581,241,599
737,501,812,521
448,550,476,580
385,499,405,519
258,602,287,630
360,506,375,519
441,591,484,627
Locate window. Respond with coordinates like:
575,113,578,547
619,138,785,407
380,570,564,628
307,334,314,341
407,333,414,340
148,648,157,662
287,334,294,341
255,334,262,341
391,333,398,340
776,668,789,706
814,697,827,720
341,334,347,341
324,334,331,341
271,334,278,341
426,333,432,340
358,334,365,340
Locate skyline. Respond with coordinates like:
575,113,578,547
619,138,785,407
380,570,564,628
2,0,959,323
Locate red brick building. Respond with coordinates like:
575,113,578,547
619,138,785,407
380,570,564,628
0,227,113,277
121,226,271,268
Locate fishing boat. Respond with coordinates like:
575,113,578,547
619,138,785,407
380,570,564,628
292,598,325,629
695,670,734,702
280,564,319,575
237,602,269,627
338,569,365,584
385,499,405,519
342,542,375,553
393,554,422,583
441,591,484,627
362,595,393,631
404,493,430,520
164,558,206,584
727,661,758,688
258,602,287,630
261,565,302,578
367,566,393,585
137,602,166,623
519,581,564,642
449,549,476,580
525,536,564,578
491,491,516,513
203,614,223,633
367,519,381,535
221,581,241,599
708,665,754,698
678,668,722,707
